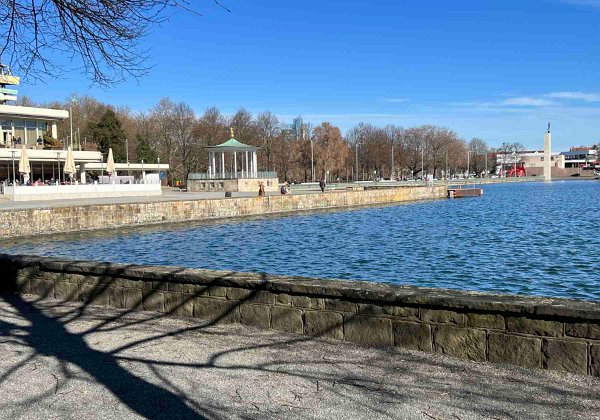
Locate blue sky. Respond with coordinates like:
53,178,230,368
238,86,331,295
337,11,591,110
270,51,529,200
19,0,600,150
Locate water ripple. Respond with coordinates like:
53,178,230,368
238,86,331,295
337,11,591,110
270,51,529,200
1,180,600,301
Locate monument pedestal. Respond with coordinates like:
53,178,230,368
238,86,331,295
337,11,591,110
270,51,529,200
544,130,552,181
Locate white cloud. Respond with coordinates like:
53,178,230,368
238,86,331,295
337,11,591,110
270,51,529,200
384,98,409,103
449,97,555,109
545,91,600,102
501,97,555,106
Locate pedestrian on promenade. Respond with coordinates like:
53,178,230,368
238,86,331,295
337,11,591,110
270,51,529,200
258,182,265,197
319,178,326,193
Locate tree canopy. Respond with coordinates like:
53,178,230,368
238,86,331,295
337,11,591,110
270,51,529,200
88,109,127,162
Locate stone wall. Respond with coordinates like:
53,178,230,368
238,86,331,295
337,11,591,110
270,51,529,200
2,254,599,377
187,177,279,192
0,185,446,239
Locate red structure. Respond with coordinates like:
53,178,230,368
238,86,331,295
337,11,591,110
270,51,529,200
508,162,527,177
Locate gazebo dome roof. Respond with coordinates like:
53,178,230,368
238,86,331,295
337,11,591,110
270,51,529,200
205,137,258,151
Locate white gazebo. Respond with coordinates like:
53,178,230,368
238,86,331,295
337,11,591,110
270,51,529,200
205,129,258,179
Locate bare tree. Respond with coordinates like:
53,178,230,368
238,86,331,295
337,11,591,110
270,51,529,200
468,138,490,177
255,111,280,171
150,98,177,185
0,1,229,85
171,102,199,182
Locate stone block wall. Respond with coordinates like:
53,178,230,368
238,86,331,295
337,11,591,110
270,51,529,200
0,185,446,238
2,254,599,377
187,177,279,193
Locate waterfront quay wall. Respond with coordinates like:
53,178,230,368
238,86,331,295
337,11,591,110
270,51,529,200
0,185,445,239
2,254,599,377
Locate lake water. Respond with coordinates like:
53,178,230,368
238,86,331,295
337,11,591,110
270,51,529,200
2,180,599,300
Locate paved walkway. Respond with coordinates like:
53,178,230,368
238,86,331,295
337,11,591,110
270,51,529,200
1,295,599,419
0,189,305,211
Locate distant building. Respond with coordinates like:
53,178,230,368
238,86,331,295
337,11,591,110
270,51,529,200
560,146,598,169
282,116,308,141
495,150,564,170
495,146,600,177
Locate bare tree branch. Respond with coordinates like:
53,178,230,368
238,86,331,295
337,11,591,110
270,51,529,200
0,0,229,86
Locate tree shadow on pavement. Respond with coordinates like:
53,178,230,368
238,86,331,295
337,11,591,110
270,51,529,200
1,262,600,419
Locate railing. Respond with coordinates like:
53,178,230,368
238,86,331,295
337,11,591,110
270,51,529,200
188,171,278,180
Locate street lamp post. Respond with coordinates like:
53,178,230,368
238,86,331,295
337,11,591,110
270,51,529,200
485,151,488,178
56,152,61,184
355,143,359,182
126,138,130,177
310,138,314,182
421,147,424,180
445,149,449,181
69,97,77,149
467,150,471,179
11,151,15,185
391,140,394,180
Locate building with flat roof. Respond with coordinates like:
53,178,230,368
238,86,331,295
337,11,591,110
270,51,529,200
560,147,598,169
0,104,68,146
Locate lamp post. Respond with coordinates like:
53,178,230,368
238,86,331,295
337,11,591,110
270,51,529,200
391,140,394,180
421,147,424,181
69,97,77,149
355,143,359,182
126,138,130,177
157,156,161,185
56,152,61,184
485,151,488,178
467,150,471,179
310,138,314,182
11,150,15,185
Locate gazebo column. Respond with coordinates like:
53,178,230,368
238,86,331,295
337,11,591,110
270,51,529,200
253,151,258,177
234,151,238,178
211,152,216,179
221,152,225,178
245,151,249,178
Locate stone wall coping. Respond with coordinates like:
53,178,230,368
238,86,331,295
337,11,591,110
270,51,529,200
0,185,440,214
3,253,599,321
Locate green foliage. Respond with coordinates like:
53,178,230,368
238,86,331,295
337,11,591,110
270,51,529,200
87,109,126,162
42,131,58,148
135,132,157,163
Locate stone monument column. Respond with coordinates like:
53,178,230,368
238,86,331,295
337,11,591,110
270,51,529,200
544,123,552,181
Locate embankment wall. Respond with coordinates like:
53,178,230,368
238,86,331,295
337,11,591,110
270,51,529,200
2,254,599,377
0,185,445,239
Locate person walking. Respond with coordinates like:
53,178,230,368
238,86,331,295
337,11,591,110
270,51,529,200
319,178,326,193
258,182,265,197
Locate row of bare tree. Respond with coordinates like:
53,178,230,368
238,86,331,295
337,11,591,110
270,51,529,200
20,95,511,183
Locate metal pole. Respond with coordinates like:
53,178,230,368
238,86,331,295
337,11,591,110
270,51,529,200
391,140,394,179
141,159,144,184
355,143,359,182
56,152,60,184
77,127,81,151
11,151,15,184
310,139,314,182
445,149,449,180
421,147,424,180
467,151,470,178
69,105,73,149
485,152,488,178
